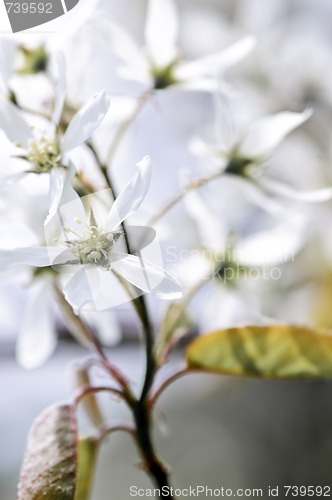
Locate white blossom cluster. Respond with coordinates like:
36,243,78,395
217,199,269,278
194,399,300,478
0,0,331,368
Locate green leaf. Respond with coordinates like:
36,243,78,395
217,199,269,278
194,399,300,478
74,438,99,500
17,404,77,500
186,324,332,380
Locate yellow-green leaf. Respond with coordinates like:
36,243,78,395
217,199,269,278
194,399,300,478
186,324,332,380
17,404,77,500
74,438,99,500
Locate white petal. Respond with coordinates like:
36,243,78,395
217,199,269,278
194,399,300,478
182,179,227,252
62,90,111,154
111,253,183,300
63,268,100,313
82,310,122,346
189,136,215,158
51,249,80,272
2,172,27,184
175,252,215,290
0,96,32,147
235,216,306,267
45,163,80,226
214,90,240,149
92,15,148,70
117,65,151,85
239,109,312,158
45,168,65,226
189,137,226,166
175,36,256,81
45,165,88,252
224,175,290,217
197,285,246,331
145,0,178,67
105,156,151,230
51,51,67,125
0,39,16,92
175,79,237,94
0,246,61,269
16,278,56,369
258,178,332,203
173,78,220,93
123,226,157,253
50,0,103,49
58,164,85,217
84,266,135,310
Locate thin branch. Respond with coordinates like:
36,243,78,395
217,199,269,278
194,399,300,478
98,422,136,441
132,400,176,499
148,171,221,227
77,88,172,497
87,131,156,406
86,140,117,201
150,367,192,407
74,385,126,407
137,297,156,403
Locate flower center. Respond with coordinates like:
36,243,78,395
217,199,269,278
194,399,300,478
27,136,61,173
18,45,49,75
225,149,264,178
225,154,255,177
151,61,178,90
64,223,118,267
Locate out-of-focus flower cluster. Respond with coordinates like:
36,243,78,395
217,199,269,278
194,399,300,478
0,0,332,369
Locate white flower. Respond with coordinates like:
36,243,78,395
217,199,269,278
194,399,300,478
0,88,110,177
0,0,110,114
96,0,255,92
0,184,121,369
192,108,332,210
0,58,110,221
15,273,122,369
0,40,65,115
175,187,306,331
0,156,182,314
183,187,306,269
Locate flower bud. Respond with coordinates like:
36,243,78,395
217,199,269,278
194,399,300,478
74,364,105,428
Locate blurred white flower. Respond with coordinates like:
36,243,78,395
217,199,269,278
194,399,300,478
0,41,66,116
0,183,122,369
192,108,332,210
96,0,255,92
0,75,110,222
0,0,112,109
0,156,182,314
0,89,110,177
14,273,123,369
176,187,306,331
193,108,312,176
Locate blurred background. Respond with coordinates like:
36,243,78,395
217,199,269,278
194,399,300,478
2,0,332,498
